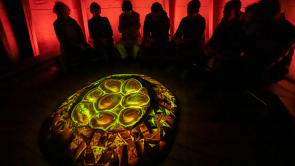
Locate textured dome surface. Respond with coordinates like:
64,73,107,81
43,74,178,166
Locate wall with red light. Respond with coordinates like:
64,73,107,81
27,0,85,55
0,1,19,62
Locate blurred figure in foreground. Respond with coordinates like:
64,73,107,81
172,0,206,65
142,2,170,58
208,0,295,90
115,0,141,60
53,1,92,62
88,2,114,62
241,0,295,87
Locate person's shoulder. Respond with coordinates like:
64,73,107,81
119,13,124,18
281,20,295,37
196,14,205,21
88,17,94,23
53,19,58,25
101,17,110,22
146,13,152,18
281,19,294,29
53,19,61,27
181,16,189,22
133,11,140,17
162,11,169,20
68,16,78,23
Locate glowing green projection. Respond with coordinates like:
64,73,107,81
71,78,150,131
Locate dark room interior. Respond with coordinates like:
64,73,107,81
0,0,295,166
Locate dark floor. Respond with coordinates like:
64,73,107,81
1,60,295,166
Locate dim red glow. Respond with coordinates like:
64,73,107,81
0,1,19,62
22,0,39,56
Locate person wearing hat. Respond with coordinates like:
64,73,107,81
115,0,141,60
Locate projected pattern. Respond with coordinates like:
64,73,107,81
50,74,177,165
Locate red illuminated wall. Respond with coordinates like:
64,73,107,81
27,0,85,55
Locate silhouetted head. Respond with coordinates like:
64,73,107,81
151,2,163,22
231,0,242,11
53,1,70,20
90,2,101,18
243,3,259,34
257,0,281,20
223,1,239,23
122,0,133,17
244,3,258,23
187,0,201,18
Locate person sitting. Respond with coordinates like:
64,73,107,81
172,0,206,65
241,0,295,87
115,0,141,60
142,2,170,58
53,1,91,63
205,0,244,70
88,2,114,62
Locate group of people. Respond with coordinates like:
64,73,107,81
206,0,295,88
52,0,205,61
53,0,295,89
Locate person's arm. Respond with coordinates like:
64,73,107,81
158,15,170,39
207,20,224,50
105,18,113,38
164,17,170,37
174,18,185,38
143,14,151,38
130,12,141,33
88,19,96,40
54,21,67,44
199,17,206,40
118,14,127,33
72,18,86,43
189,16,206,45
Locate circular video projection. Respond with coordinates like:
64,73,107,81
40,74,178,166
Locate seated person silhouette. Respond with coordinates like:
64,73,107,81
115,0,141,60
142,2,170,58
241,0,295,87
88,2,114,62
206,0,244,70
172,0,206,65
53,2,91,62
